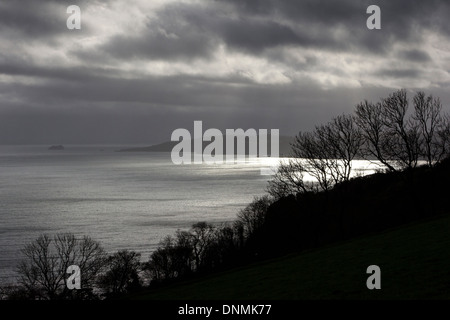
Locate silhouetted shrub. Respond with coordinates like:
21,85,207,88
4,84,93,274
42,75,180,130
97,250,142,298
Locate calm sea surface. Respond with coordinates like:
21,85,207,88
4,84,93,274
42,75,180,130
0,145,383,285
0,145,278,285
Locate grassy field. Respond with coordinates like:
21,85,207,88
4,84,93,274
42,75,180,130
134,213,450,300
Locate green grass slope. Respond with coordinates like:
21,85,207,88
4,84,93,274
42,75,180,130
135,213,450,300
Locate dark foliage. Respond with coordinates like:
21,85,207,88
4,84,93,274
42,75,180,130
97,250,142,298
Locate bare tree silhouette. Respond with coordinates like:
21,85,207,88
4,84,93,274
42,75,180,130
97,250,142,297
356,90,450,171
16,233,106,299
269,114,362,197
413,92,450,166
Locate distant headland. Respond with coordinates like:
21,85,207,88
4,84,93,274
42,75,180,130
117,136,294,157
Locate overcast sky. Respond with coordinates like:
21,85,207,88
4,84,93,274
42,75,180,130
0,0,449,144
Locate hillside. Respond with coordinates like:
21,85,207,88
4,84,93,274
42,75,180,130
128,158,450,300
134,212,450,300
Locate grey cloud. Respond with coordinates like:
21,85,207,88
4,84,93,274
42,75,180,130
86,3,219,62
398,49,431,62
264,50,319,71
221,0,449,32
161,1,355,53
375,68,422,79
219,19,300,52
75,0,450,64
99,26,217,61
217,0,449,53
0,0,449,144
1,77,449,144
0,1,61,37
0,0,95,39
90,1,351,63
0,79,400,144
0,59,119,83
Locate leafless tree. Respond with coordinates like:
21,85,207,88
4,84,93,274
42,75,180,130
325,114,363,181
16,233,106,300
146,222,217,282
268,114,362,197
437,114,450,160
267,159,309,199
285,114,362,193
173,230,195,274
381,89,421,170
355,100,397,171
413,92,450,166
237,196,272,239
356,90,450,171
97,250,141,296
146,236,179,281
189,222,215,270
292,130,334,191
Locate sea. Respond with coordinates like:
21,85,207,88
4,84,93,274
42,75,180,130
0,145,382,286
0,145,281,285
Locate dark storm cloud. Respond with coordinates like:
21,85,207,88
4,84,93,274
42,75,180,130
398,49,431,63
214,17,350,54
0,2,60,37
215,0,450,53
218,19,301,53
70,3,219,62
3,0,449,60
0,76,397,144
85,0,450,64
221,0,450,34
94,1,353,60
0,72,264,111
0,58,119,83
0,0,95,39
99,23,217,61
375,68,422,79
0,0,449,144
